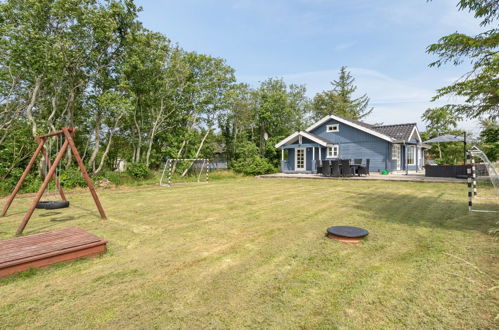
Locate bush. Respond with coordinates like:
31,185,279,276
230,142,276,176
59,167,87,188
127,162,150,179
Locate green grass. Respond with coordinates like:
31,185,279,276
0,178,497,329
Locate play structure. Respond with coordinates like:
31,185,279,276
1,128,107,234
0,227,107,278
160,158,209,187
326,226,369,244
466,146,499,213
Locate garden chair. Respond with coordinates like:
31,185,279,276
322,160,332,176
316,160,323,174
353,159,362,175
358,159,370,176
341,159,353,176
331,160,341,177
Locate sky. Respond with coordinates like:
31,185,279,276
135,0,484,133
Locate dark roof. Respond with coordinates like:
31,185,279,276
371,123,416,141
334,114,417,141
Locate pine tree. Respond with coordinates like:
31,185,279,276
312,66,373,120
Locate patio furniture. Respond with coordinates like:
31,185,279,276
322,160,332,176
424,164,469,178
341,159,353,177
326,226,369,244
315,160,322,174
331,160,341,177
358,159,370,176
353,159,362,175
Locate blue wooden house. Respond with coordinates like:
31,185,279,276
275,114,428,173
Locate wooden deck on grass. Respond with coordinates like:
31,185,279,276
0,227,107,279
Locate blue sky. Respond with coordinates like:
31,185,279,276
136,0,483,133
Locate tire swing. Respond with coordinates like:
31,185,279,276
35,134,70,210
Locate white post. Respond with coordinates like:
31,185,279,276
312,147,315,160
319,147,321,160
281,149,284,161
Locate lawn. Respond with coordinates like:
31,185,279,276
0,177,497,329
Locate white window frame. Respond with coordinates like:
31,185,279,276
327,145,339,158
392,144,400,160
326,124,339,132
407,145,416,165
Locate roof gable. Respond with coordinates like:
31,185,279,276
275,131,331,148
305,114,394,142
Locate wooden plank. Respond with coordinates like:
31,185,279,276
0,244,106,278
0,228,107,278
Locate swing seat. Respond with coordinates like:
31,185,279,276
35,200,70,210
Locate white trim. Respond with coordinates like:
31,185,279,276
326,145,339,159
409,126,422,143
305,115,394,142
275,132,299,148
326,124,339,132
301,131,329,146
275,131,329,148
295,148,306,171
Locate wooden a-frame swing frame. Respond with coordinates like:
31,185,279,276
1,127,107,235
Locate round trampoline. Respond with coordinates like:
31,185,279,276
326,226,368,244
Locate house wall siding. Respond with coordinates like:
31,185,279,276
310,119,392,172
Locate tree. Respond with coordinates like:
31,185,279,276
422,107,465,163
427,0,499,120
312,66,373,120
479,118,499,161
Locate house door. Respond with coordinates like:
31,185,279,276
392,144,401,170
295,148,305,171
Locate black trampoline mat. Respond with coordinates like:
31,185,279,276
327,226,369,238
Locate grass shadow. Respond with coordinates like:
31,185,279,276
348,190,498,234
49,215,79,222
39,211,62,217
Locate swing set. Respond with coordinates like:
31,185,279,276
1,127,107,235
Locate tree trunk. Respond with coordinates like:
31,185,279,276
88,113,101,171
93,114,123,175
145,124,158,167
133,112,142,163
25,76,42,137
181,128,210,177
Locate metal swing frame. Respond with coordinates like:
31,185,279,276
1,127,107,234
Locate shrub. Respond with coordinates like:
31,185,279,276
127,162,150,179
58,167,87,188
230,142,276,176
